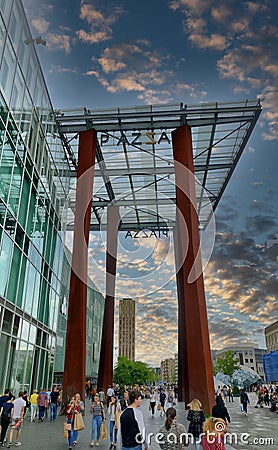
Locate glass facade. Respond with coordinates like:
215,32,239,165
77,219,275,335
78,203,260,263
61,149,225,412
0,0,104,394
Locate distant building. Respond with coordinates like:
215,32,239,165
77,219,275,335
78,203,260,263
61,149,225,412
213,344,266,381
263,351,278,383
161,358,175,384
174,353,178,384
265,320,278,352
118,298,135,361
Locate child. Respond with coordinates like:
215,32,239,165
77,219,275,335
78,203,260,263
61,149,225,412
201,417,227,450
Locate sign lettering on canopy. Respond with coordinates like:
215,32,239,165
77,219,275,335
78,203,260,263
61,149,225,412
100,131,171,147
125,228,169,239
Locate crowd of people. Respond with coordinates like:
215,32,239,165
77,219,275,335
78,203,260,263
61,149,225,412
1,382,278,449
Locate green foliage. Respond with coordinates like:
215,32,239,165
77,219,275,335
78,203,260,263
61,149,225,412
113,357,158,386
213,350,240,383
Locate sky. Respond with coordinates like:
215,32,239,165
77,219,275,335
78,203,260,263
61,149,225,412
22,0,278,367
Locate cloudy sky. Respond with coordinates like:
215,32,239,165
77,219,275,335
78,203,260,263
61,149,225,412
22,0,278,366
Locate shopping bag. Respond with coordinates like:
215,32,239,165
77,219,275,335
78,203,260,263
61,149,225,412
157,403,161,411
100,421,107,440
13,420,22,430
74,413,85,431
63,422,71,438
115,410,121,429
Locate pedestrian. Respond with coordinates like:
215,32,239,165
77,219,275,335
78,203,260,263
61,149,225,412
7,391,26,448
29,389,38,422
49,386,60,422
107,386,114,407
90,393,104,447
0,389,11,408
167,389,175,407
149,389,156,417
158,406,187,449
119,392,129,411
187,398,205,449
118,389,149,450
37,388,48,421
211,396,230,424
227,387,233,402
98,388,105,405
159,390,166,416
66,394,82,449
108,394,121,448
201,417,226,450
240,389,250,416
22,391,30,417
0,394,14,446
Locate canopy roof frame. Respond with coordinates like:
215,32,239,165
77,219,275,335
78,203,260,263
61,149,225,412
55,100,262,231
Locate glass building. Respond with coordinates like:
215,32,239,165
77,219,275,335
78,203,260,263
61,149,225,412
0,0,104,394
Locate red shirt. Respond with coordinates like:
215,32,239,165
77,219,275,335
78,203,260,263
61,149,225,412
66,403,81,420
201,436,226,450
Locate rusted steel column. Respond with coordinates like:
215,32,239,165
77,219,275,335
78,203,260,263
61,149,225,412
173,225,188,403
97,205,119,392
63,129,97,402
172,124,215,414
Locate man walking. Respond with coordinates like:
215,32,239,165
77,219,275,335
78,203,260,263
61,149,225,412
7,391,26,447
49,386,60,422
119,390,149,450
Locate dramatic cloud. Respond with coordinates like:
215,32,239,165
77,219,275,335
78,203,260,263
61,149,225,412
31,18,50,34
168,0,278,140
77,2,125,44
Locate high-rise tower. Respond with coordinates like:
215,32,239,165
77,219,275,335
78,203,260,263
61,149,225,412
118,298,135,361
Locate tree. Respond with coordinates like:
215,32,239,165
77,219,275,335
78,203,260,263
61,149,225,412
113,357,158,386
213,350,240,385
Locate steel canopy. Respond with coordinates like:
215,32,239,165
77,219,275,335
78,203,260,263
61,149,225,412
55,100,261,231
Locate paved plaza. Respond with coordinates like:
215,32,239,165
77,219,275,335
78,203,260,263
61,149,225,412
4,392,276,450
3,394,278,450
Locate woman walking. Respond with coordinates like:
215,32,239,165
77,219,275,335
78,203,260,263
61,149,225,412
149,389,157,417
159,407,187,449
90,394,104,447
108,394,120,448
211,396,230,424
66,395,82,450
187,399,206,449
29,389,38,422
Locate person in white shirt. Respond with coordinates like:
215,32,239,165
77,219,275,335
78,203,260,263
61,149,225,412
7,391,26,447
106,386,114,406
108,395,121,448
149,390,157,417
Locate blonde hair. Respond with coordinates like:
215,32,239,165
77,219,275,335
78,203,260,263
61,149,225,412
187,398,202,411
203,417,226,436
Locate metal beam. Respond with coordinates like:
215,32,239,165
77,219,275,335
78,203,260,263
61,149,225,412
57,115,257,134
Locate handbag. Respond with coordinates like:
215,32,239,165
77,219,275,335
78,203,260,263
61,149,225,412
74,413,85,431
115,410,121,430
100,421,107,440
157,403,161,411
63,422,71,438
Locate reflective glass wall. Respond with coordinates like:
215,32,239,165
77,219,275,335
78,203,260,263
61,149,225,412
0,0,103,394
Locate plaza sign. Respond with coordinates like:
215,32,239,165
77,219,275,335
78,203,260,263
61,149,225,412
125,228,169,239
100,131,172,147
